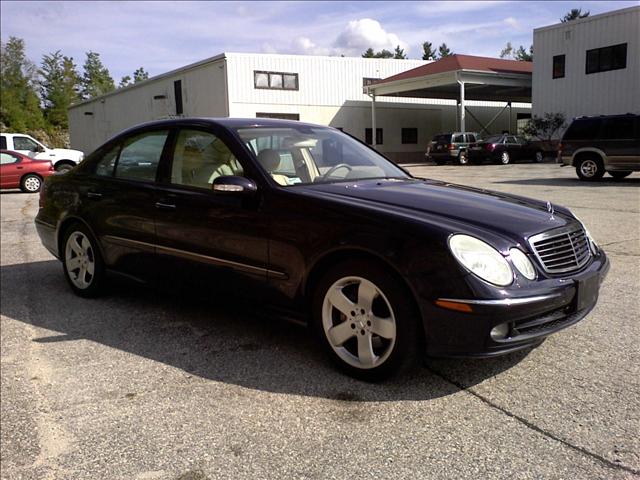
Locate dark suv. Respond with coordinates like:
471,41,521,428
427,132,479,165
559,114,640,181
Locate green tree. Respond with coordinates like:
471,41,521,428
81,51,115,99
0,37,45,131
437,43,453,58
39,51,81,128
393,45,407,59
522,112,566,147
422,41,436,60
362,48,375,58
515,45,533,62
561,8,589,22
500,42,514,59
119,75,132,88
133,67,149,83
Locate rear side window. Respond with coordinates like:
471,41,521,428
466,134,477,143
0,136,6,149
601,117,635,140
1,152,20,164
563,119,602,140
115,130,169,182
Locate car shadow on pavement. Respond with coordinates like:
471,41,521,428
494,176,640,187
1,260,532,402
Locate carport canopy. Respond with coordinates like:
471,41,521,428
365,54,532,141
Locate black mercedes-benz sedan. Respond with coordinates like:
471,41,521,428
35,118,609,380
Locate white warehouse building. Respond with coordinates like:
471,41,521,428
532,6,640,121
69,53,531,162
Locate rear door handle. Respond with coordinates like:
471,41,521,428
155,202,176,209
16,166,24,170
87,192,102,199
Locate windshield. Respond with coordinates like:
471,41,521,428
236,126,410,186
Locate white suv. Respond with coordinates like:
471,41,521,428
0,133,84,173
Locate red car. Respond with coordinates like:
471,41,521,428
1,149,55,192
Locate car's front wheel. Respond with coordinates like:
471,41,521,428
534,150,544,163
312,260,420,381
55,161,75,173
576,156,605,181
62,223,105,297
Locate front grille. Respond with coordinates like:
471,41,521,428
529,225,591,274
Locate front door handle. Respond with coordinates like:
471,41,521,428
16,166,23,170
87,192,102,199
155,202,176,209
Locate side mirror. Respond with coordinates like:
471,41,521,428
36,145,46,153
212,176,257,195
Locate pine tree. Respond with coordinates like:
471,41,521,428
438,43,453,58
39,51,81,128
500,42,514,59
133,67,149,83
0,37,45,131
561,8,589,22
374,49,394,58
422,42,436,60
393,45,407,59
119,75,132,88
515,45,533,62
362,48,375,58
81,51,115,99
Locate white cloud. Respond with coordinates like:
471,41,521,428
333,19,408,56
504,16,522,30
290,36,330,56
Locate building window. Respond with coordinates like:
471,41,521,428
586,43,627,74
174,80,183,115
401,128,418,144
254,71,298,90
553,55,565,79
365,128,383,145
256,112,300,121
362,77,381,93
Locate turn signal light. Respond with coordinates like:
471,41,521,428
435,300,473,313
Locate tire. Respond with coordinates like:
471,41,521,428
457,151,469,165
575,156,605,181
608,171,632,180
311,260,421,381
62,223,106,297
20,174,42,193
534,150,544,163
55,162,74,173
498,151,511,165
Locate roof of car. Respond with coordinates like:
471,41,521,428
120,117,332,133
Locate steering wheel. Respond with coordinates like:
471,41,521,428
318,163,353,181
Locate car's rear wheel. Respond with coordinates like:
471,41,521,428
534,150,544,163
20,174,42,193
457,151,469,165
576,156,605,181
499,151,510,164
62,223,105,297
608,171,632,180
312,260,420,381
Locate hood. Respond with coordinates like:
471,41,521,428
300,178,575,240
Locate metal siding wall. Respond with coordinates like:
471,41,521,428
533,7,640,123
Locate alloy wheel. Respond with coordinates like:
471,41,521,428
321,276,397,369
500,152,510,164
579,159,598,178
65,231,96,289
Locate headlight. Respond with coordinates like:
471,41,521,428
509,248,536,280
449,234,513,286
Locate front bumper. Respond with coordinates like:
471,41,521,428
422,251,610,358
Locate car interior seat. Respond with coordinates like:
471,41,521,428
256,149,290,186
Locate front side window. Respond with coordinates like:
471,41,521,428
553,54,565,79
237,126,410,186
171,129,243,189
13,136,40,152
94,145,121,177
0,152,20,165
114,130,168,182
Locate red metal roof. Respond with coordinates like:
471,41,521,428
376,54,532,84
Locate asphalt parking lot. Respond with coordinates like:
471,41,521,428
1,163,638,480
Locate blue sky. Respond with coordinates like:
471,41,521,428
1,1,636,82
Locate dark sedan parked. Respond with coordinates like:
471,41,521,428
469,134,545,164
35,118,609,380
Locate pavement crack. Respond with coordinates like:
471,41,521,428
424,365,640,476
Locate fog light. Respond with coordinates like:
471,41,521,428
490,323,510,340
